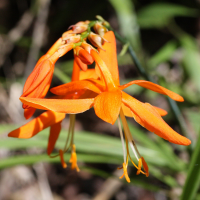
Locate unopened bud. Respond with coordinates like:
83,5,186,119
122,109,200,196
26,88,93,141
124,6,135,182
69,21,90,34
93,22,108,38
74,46,94,65
63,35,81,44
62,30,73,39
88,32,104,50
81,42,96,54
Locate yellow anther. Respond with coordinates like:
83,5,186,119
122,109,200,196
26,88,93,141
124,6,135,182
136,158,142,175
59,149,67,168
118,163,130,183
69,145,80,172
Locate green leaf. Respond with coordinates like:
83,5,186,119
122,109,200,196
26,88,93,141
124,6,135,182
54,67,71,83
181,132,200,200
137,3,197,28
182,48,200,93
108,0,141,50
0,154,122,170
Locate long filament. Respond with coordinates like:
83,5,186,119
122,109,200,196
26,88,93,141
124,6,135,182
117,118,126,164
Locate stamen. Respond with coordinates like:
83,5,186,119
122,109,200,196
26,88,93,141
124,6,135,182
119,163,130,183
69,144,80,172
129,141,139,161
136,158,142,175
117,118,126,164
119,108,149,176
59,150,67,168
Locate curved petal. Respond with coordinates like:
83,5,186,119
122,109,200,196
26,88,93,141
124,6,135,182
24,107,36,120
71,57,80,82
50,79,103,96
96,31,119,85
74,55,88,71
122,92,191,145
119,80,184,102
91,50,116,90
47,121,62,155
150,104,168,116
122,103,167,118
22,59,53,97
8,111,65,139
20,97,94,114
23,69,53,109
94,90,122,124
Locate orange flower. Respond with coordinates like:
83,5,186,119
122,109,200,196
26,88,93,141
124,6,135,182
20,31,191,182
9,52,88,171
21,38,74,119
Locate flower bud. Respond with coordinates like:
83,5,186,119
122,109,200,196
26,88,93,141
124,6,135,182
93,22,108,38
81,42,96,54
74,46,94,65
62,30,73,40
69,21,90,34
88,32,104,50
63,35,81,44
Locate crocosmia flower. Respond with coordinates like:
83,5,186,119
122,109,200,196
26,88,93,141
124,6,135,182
20,31,191,182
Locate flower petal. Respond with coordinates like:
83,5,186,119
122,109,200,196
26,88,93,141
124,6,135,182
149,104,168,116
122,92,191,145
123,103,168,117
94,90,122,124
97,31,119,85
119,80,184,102
47,121,62,155
50,80,103,96
74,55,88,71
8,111,65,138
20,97,94,114
22,59,53,97
91,50,116,90
79,69,99,80
24,107,36,119
71,57,80,81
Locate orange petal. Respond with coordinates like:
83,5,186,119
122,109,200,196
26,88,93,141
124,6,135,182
71,57,80,82
150,104,168,116
141,157,149,177
76,47,94,65
122,103,167,117
94,90,122,124
47,121,62,155
119,80,184,102
79,69,99,80
22,59,53,97
22,69,53,109
20,97,94,114
74,55,87,71
8,111,65,138
24,107,36,119
91,50,116,90
122,92,191,145
50,80,103,96
97,31,119,85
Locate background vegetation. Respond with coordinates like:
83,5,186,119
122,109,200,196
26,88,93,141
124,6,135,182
0,0,199,199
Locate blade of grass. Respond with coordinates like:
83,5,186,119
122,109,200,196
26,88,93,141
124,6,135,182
180,132,200,200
